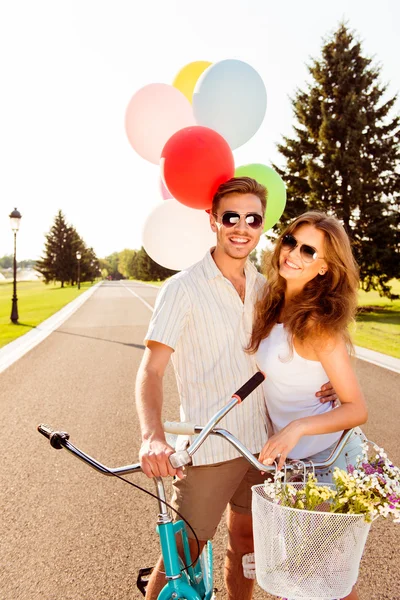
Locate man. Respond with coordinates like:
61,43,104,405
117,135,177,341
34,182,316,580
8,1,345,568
135,177,336,599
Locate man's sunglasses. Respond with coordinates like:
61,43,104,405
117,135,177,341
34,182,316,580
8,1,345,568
213,211,264,230
281,233,322,263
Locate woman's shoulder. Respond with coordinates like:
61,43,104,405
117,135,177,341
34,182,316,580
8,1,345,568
307,327,347,357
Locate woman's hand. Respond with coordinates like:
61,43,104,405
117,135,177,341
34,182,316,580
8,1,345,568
259,421,304,471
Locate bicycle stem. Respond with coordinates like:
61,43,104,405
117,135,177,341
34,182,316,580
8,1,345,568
187,397,240,457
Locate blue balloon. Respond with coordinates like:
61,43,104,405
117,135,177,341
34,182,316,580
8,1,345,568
192,59,267,150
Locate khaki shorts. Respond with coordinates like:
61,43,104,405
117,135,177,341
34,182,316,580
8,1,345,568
170,456,266,541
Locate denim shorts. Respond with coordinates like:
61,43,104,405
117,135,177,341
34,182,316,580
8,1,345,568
304,427,367,484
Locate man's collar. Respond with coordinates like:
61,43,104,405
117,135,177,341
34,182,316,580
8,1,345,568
203,248,258,282
203,248,222,280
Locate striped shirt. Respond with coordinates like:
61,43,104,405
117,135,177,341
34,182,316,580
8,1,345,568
145,249,269,466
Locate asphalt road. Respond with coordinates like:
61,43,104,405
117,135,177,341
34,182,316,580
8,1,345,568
0,281,399,600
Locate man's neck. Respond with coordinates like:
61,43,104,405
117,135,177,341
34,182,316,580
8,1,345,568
211,246,248,282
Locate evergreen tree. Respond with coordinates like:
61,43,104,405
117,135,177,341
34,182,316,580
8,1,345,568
131,247,177,281
36,210,98,286
36,211,75,287
275,23,400,297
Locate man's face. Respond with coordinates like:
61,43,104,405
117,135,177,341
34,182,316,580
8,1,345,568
210,193,264,260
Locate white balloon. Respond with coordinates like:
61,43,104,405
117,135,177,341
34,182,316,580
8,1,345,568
142,200,216,271
193,59,267,150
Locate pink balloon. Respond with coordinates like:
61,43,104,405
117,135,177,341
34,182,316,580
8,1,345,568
125,83,195,165
159,177,173,200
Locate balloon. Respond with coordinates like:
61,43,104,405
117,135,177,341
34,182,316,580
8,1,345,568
193,59,267,150
142,199,216,270
173,60,212,103
125,83,195,164
234,164,287,231
159,177,172,200
161,126,235,210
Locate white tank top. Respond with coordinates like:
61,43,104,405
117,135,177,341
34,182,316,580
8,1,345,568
256,323,342,459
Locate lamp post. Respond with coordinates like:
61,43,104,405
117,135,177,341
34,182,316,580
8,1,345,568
76,251,81,289
9,208,22,323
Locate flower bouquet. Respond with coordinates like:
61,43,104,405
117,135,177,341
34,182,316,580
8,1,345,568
251,443,400,599
264,442,400,523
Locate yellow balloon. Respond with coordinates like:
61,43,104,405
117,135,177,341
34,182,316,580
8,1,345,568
173,61,212,103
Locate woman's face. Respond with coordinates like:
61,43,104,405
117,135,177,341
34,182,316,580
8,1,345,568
279,224,328,287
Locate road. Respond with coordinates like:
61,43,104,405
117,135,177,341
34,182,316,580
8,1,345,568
0,281,399,600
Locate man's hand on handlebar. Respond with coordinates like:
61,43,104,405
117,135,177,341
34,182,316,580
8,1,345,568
139,438,184,480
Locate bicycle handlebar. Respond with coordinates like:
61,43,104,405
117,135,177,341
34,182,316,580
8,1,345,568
233,371,266,402
37,371,355,478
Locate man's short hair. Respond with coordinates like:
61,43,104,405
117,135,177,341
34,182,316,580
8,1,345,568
211,177,267,215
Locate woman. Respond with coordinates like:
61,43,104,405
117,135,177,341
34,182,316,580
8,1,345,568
250,211,368,600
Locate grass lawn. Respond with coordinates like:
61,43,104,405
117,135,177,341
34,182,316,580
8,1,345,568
0,280,92,348
354,280,400,359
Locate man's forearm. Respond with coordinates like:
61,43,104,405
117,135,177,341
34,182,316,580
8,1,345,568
135,365,165,441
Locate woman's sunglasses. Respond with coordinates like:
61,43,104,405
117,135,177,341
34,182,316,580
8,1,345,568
281,233,322,263
213,211,264,230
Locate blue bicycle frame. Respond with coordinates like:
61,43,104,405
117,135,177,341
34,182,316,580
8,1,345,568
157,518,213,599
153,475,214,599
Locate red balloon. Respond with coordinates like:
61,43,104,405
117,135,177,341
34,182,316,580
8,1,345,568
160,126,235,210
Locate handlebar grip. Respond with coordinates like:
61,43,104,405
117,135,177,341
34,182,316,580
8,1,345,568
37,424,70,449
232,371,265,403
164,421,196,435
37,424,55,439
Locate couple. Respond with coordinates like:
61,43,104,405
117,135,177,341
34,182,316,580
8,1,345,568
135,177,367,600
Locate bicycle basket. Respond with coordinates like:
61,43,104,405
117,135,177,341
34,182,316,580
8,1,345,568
252,483,371,600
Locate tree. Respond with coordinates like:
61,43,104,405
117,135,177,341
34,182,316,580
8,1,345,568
36,211,75,287
118,249,137,278
103,252,124,280
131,247,177,281
36,210,98,286
275,23,400,297
0,255,13,269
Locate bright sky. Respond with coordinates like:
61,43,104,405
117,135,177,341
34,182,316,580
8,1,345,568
0,0,399,261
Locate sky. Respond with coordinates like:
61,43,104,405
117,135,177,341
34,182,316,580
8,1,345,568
0,0,399,261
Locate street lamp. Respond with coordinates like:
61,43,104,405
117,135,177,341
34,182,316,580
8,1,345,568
9,208,22,323
76,251,81,289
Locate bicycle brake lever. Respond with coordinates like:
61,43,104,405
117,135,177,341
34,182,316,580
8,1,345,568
169,450,192,469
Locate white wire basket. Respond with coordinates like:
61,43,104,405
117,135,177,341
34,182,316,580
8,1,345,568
252,483,371,600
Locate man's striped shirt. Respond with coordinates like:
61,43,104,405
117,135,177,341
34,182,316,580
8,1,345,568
145,249,269,466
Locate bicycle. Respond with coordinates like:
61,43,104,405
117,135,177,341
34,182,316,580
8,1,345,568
38,371,359,599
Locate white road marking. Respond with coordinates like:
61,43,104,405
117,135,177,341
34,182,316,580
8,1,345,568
120,282,155,312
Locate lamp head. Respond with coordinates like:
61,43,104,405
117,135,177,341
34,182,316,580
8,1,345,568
9,208,22,232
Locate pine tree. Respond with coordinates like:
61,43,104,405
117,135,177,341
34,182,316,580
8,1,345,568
131,248,177,281
36,211,75,286
275,23,400,297
36,211,98,286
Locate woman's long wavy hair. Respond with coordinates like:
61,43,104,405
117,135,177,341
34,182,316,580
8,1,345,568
248,211,360,353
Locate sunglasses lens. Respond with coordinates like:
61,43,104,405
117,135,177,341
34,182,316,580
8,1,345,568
301,245,318,262
282,234,297,249
221,212,240,227
221,212,263,229
245,214,263,229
